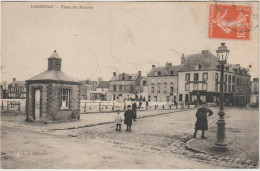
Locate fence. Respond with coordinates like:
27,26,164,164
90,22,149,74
0,99,195,114
0,99,26,113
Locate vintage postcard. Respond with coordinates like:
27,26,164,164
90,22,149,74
1,1,259,169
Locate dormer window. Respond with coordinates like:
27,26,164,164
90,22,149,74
194,64,201,70
122,74,125,81
158,71,161,76
171,71,174,75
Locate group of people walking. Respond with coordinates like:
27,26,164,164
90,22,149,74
115,101,214,139
115,102,137,132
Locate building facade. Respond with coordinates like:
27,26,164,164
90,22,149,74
178,50,251,106
7,78,26,99
89,81,110,100
0,81,8,99
108,71,142,101
147,62,181,102
250,78,259,107
26,50,80,122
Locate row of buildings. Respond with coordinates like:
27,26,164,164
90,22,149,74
107,50,255,107
1,50,258,107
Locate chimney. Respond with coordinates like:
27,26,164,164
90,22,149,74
13,78,16,82
138,71,141,76
113,72,116,76
152,65,155,68
202,50,209,54
181,53,185,64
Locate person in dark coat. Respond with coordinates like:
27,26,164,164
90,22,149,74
193,104,213,139
124,105,133,132
132,101,137,121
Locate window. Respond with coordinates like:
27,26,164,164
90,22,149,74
158,71,161,76
157,86,160,93
154,96,157,102
215,73,219,81
113,85,116,91
171,71,174,75
167,96,170,102
185,83,190,91
164,86,167,93
157,78,161,84
237,78,240,86
130,85,134,91
185,74,190,81
229,75,231,83
202,83,207,90
194,73,199,81
232,85,235,92
119,85,122,91
225,74,227,82
193,83,198,90
151,78,155,85
203,73,208,81
215,83,218,92
232,76,235,83
179,94,183,101
151,87,154,93
228,85,231,92
170,87,174,95
61,89,70,109
224,84,227,92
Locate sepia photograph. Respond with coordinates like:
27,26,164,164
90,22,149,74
0,0,259,169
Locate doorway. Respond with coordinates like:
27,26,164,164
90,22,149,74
34,89,41,120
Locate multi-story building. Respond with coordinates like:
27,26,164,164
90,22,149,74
250,78,259,107
178,50,251,106
8,78,26,99
79,79,99,100
147,62,181,102
0,81,8,99
137,77,148,101
108,71,142,101
89,81,110,100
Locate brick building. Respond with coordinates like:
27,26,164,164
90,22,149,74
178,50,251,106
147,62,181,102
108,71,142,101
26,50,80,122
79,80,99,100
7,78,26,99
88,81,110,100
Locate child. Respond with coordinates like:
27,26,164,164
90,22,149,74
115,110,122,131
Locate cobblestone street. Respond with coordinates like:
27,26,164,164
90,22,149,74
1,107,259,169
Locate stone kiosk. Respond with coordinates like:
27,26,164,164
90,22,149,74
26,50,80,123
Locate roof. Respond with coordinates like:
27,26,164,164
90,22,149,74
28,70,79,83
48,50,61,60
8,81,26,87
97,81,110,88
110,73,140,81
180,51,219,72
148,65,183,77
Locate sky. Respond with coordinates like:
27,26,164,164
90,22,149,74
1,1,259,83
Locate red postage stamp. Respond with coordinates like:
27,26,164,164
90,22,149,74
208,3,252,40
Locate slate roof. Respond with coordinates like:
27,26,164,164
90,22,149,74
48,50,61,59
8,81,26,87
180,51,219,71
28,70,78,82
110,73,140,81
97,81,110,88
148,65,183,77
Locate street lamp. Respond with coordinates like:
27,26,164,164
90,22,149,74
215,43,229,151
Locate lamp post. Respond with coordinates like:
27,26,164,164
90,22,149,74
215,43,229,151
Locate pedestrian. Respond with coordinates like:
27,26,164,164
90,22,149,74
174,100,178,109
132,101,137,121
115,110,122,131
193,104,213,139
124,105,133,132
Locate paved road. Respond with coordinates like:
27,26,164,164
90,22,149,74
1,107,223,169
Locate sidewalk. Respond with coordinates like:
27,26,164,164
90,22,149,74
1,107,196,131
186,107,259,168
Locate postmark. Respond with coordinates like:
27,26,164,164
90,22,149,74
208,3,252,40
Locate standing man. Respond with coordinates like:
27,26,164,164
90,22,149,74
124,105,133,132
132,101,137,121
193,104,213,139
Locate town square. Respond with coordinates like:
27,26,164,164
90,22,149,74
1,1,259,169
